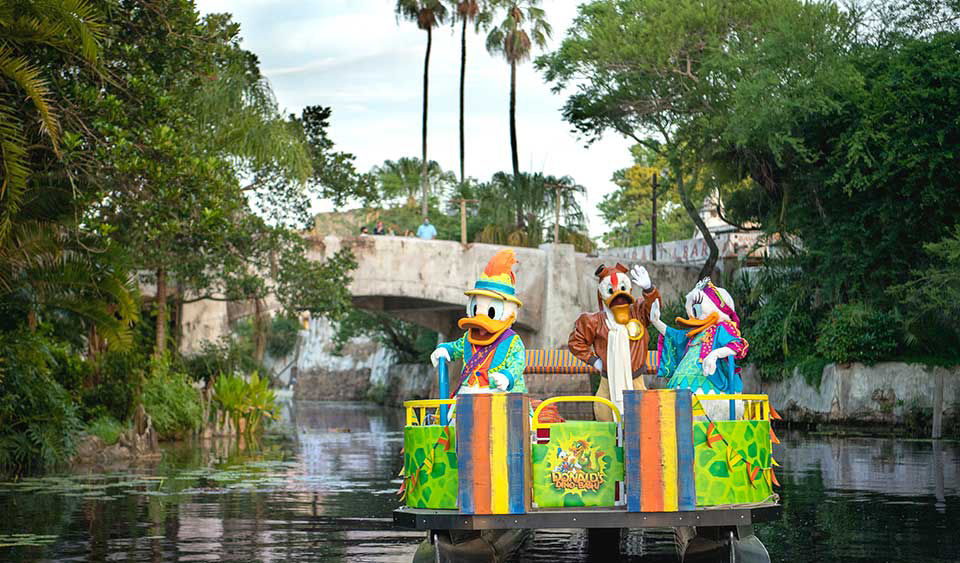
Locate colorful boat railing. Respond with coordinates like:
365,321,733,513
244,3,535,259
402,352,779,514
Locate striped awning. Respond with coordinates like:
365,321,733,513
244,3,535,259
524,349,660,375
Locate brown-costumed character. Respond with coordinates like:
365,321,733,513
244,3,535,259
567,263,660,421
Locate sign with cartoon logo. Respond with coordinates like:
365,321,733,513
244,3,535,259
532,421,624,507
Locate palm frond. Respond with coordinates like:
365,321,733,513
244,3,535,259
0,46,60,154
0,104,29,241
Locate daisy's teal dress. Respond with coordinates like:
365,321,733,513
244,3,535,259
657,322,748,394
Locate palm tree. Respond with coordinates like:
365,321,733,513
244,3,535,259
473,171,588,249
0,0,104,242
452,1,493,187
395,0,448,220
374,157,456,206
0,221,138,351
485,1,550,178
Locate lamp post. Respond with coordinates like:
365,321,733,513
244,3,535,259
651,172,658,261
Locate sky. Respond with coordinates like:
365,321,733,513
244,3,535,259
195,0,635,238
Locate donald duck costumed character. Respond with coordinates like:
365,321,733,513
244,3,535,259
430,249,526,395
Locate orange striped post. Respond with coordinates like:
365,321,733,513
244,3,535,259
624,390,696,512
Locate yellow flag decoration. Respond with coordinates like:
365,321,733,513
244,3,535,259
692,395,706,417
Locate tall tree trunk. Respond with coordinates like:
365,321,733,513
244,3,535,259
253,296,267,364
459,17,467,187
676,167,719,280
420,27,433,220
173,281,184,349
154,267,167,359
509,60,519,179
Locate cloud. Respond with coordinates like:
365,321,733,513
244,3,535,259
195,0,633,238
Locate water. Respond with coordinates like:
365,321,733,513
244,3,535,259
1,401,958,562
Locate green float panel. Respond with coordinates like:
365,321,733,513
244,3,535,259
693,420,773,507
532,421,623,508
404,426,458,509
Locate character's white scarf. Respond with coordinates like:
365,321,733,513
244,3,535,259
604,314,634,414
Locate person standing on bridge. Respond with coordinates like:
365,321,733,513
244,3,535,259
430,249,526,396
416,217,437,240
568,263,660,422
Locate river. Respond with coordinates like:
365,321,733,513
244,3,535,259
1,401,957,562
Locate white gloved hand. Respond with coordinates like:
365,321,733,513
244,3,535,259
649,299,667,335
631,264,652,290
592,358,603,373
702,351,718,376
430,347,450,368
490,372,510,391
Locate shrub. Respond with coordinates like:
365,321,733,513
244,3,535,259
142,358,203,440
743,287,820,380
212,371,278,436
180,335,259,383
267,316,301,358
86,415,125,446
0,330,83,474
816,303,899,365
78,350,142,423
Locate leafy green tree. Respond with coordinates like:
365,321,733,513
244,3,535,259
893,225,960,358
0,0,105,241
292,105,378,213
395,0,448,219
81,2,310,358
537,0,854,278
600,144,692,248
486,0,550,178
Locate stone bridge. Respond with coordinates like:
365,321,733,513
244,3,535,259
307,235,706,349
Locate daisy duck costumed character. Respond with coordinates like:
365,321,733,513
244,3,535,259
568,263,660,421
649,278,749,420
430,249,526,396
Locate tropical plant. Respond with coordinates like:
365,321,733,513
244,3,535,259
212,371,278,438
86,415,125,446
0,222,138,350
0,0,105,242
891,224,960,359
373,157,457,206
471,171,590,249
395,0,449,219
486,0,551,178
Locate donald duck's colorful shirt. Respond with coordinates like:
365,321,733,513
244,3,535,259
439,331,527,393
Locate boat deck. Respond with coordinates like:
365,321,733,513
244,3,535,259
394,503,781,531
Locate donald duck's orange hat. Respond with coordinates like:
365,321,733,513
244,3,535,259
464,249,523,307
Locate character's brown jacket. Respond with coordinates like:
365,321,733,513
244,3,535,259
567,287,660,377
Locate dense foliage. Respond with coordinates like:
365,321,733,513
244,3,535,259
0,331,83,474
540,0,960,377
142,359,204,440
0,0,360,474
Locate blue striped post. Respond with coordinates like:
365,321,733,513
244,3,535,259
438,359,449,425
674,390,697,511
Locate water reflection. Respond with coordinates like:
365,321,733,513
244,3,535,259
0,403,957,562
